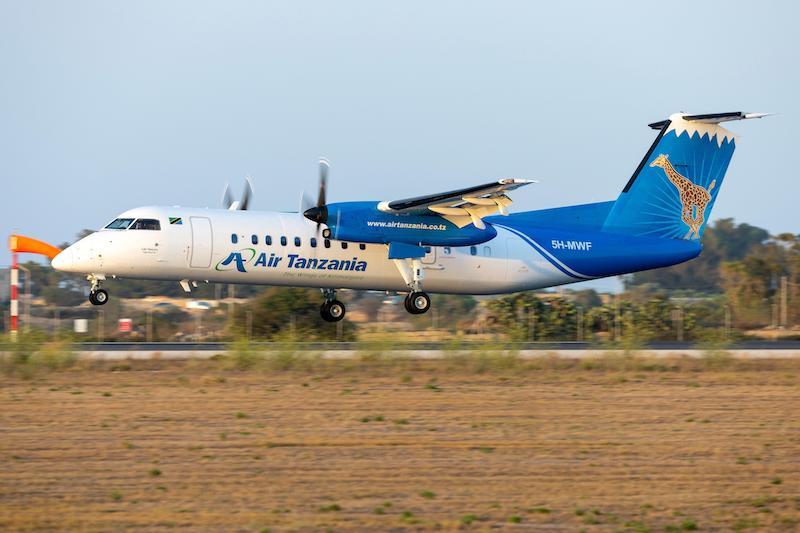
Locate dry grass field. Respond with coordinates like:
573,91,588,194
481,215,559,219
1,353,799,531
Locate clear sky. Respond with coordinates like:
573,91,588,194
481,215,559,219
1,1,797,285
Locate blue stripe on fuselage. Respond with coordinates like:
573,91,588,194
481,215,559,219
492,218,702,278
494,224,592,280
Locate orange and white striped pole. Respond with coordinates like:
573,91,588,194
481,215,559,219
10,250,18,339
7,235,60,340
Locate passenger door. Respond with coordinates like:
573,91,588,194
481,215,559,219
189,217,213,268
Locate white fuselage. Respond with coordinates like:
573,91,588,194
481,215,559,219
53,206,580,294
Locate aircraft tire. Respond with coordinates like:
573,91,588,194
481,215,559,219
404,291,430,315
89,289,109,306
321,300,346,322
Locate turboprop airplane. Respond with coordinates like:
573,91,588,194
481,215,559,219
51,111,769,322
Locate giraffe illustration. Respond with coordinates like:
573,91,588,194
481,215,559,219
649,154,716,239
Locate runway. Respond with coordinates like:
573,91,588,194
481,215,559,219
60,340,800,360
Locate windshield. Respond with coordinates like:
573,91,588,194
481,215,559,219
105,218,134,230
130,219,161,230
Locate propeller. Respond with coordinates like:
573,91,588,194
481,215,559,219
241,176,253,210
303,158,330,231
222,176,254,210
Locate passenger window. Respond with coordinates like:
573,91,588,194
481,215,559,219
324,239,331,249
265,236,272,245
341,242,348,249
105,218,134,230
231,234,238,244
310,238,317,248
483,246,491,257
294,237,301,247
280,236,287,246
251,235,258,245
359,243,366,250
130,219,161,230
470,246,477,256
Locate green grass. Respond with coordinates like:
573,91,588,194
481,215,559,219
148,468,162,477
1,333,77,378
733,518,760,531
318,504,341,512
419,490,436,499
460,514,478,525
472,446,495,453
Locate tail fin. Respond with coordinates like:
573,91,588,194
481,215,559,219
603,112,768,240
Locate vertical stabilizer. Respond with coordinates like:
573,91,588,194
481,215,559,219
603,112,766,240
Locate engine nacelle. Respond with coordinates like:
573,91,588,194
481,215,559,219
315,201,497,247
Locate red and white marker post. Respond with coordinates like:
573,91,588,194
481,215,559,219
9,251,18,340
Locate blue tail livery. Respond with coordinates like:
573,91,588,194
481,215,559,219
602,112,768,240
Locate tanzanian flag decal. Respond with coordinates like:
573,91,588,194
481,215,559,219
169,217,183,225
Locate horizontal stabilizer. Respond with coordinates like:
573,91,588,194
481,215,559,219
649,111,771,130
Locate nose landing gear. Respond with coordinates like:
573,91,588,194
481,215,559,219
87,274,109,306
89,289,109,306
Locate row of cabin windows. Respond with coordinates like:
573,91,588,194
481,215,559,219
230,234,490,256
231,233,366,250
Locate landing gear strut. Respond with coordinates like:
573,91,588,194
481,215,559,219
87,274,109,306
320,289,345,322
392,258,431,315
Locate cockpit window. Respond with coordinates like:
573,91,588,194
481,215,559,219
130,219,161,230
105,218,134,230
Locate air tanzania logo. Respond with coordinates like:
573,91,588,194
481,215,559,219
215,249,368,273
650,154,716,240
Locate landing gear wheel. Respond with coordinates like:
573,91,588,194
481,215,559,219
320,299,346,322
89,289,109,306
404,291,431,315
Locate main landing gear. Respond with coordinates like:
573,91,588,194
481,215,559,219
392,257,432,315
320,289,346,322
87,274,109,306
404,291,431,314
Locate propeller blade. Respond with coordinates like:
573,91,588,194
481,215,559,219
240,176,253,211
318,158,329,208
300,190,314,213
222,183,234,210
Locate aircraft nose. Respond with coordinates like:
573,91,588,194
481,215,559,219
51,248,73,271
